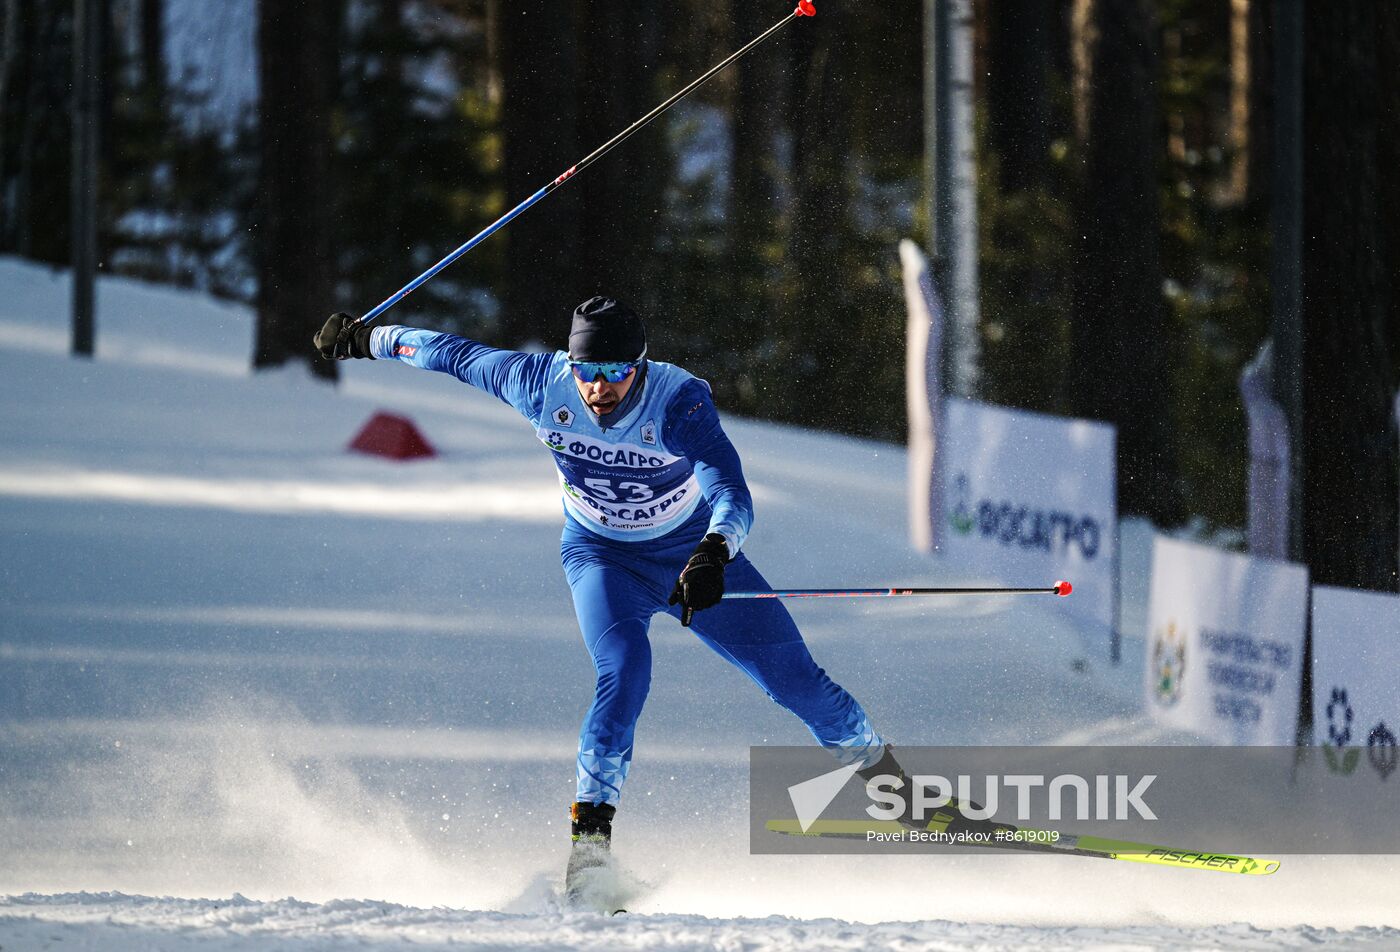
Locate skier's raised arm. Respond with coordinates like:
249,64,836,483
314,312,552,419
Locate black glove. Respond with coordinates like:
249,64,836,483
668,533,730,628
314,312,375,360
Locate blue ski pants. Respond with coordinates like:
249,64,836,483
561,513,884,805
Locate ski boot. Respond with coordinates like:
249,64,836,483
565,801,619,911
857,745,922,829
858,745,1015,842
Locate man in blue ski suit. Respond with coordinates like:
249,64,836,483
315,297,893,872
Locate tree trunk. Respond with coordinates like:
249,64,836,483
0,0,18,240
1379,4,1400,382
1247,0,1273,212
1070,0,1181,522
1070,0,1092,143
778,9,855,424
986,0,1053,193
12,0,39,257
1300,1,1398,591
1224,0,1272,210
500,0,580,346
981,0,1071,415
139,0,165,108
255,0,336,378
8,0,68,260
1048,0,1074,84
482,0,502,108
573,0,668,321
724,0,790,399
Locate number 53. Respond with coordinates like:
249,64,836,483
584,478,653,503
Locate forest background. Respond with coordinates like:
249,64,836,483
2,0,1396,589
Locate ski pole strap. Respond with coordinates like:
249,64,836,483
723,582,1072,600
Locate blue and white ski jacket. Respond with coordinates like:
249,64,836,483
370,326,754,557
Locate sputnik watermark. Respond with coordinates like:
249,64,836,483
756,745,1400,856
787,767,1158,833
867,827,1065,845
864,773,1158,823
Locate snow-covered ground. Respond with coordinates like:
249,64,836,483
1,256,1395,949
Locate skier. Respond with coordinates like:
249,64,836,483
315,297,901,899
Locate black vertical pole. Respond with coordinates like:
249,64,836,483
1272,0,1309,746
1272,0,1303,561
923,0,939,268
926,0,952,354
71,0,99,357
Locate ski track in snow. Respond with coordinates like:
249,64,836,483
1,257,1397,949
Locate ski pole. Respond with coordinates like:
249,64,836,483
358,0,818,326
722,581,1074,600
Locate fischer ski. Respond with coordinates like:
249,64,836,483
764,818,1279,876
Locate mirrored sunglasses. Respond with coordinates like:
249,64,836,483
568,348,646,384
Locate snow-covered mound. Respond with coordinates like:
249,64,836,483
1,257,1395,947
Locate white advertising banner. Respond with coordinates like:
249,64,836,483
937,397,1117,634
1144,536,1309,744
1312,586,1400,777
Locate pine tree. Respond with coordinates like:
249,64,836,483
1070,0,1182,523
334,0,500,334
1299,1,1398,591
